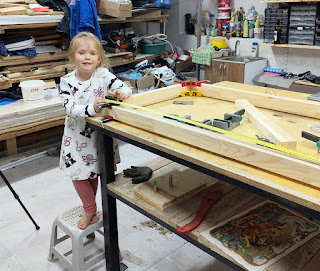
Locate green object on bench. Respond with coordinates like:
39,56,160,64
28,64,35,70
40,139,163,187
141,43,166,54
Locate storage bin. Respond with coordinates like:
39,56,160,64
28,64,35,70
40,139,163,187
19,80,45,102
140,43,166,54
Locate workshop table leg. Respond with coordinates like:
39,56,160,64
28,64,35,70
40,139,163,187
97,132,120,271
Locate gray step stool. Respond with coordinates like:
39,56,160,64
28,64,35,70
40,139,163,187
48,205,105,271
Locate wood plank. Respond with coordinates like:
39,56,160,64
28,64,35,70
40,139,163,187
235,99,297,149
0,117,65,141
125,84,183,106
100,105,320,188
6,60,66,72
198,83,320,120
0,51,67,66
0,6,27,15
259,43,320,50
133,163,217,211
27,9,64,15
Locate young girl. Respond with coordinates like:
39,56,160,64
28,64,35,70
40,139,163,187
59,32,132,229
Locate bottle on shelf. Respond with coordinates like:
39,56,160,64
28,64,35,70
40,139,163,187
251,42,258,57
249,22,255,38
274,20,281,44
243,18,248,38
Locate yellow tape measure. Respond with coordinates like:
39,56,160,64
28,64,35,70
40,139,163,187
104,99,320,164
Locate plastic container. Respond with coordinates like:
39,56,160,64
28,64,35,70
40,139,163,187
140,43,166,54
218,0,230,8
249,22,255,38
19,80,45,102
251,42,258,57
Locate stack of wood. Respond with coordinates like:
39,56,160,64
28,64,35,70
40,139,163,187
0,96,66,138
0,0,63,15
0,27,69,89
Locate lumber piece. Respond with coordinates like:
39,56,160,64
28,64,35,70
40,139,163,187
133,163,217,211
101,106,320,188
197,84,320,120
6,65,66,79
235,99,297,149
124,84,183,106
0,6,27,15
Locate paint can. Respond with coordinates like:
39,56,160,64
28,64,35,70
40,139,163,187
19,80,45,102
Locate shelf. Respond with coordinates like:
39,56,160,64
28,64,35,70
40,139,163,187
260,43,320,50
109,52,168,67
294,80,320,88
0,15,169,32
99,15,168,25
261,0,320,2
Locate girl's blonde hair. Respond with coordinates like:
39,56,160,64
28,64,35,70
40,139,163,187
68,32,109,68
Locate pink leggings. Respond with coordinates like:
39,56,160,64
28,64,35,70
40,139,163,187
72,177,98,214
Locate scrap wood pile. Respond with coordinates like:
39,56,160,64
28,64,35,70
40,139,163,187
0,95,66,135
0,0,64,15
0,27,71,89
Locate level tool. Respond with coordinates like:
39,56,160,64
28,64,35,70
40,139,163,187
103,99,320,164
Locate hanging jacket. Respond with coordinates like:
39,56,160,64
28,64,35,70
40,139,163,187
69,0,102,40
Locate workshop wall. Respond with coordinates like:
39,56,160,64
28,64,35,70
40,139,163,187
163,0,320,79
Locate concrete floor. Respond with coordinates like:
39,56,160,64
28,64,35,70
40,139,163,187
0,141,234,271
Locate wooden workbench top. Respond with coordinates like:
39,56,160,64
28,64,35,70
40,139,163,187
87,81,320,214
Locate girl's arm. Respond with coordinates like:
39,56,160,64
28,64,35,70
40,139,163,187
105,72,132,100
60,77,97,118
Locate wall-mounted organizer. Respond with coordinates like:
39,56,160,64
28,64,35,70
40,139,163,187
288,3,317,45
264,7,289,44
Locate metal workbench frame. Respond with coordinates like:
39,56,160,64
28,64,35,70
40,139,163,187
88,122,320,271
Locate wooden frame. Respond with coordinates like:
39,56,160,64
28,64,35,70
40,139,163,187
101,83,320,189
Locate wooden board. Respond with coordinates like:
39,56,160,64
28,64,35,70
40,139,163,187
133,163,217,211
99,82,320,189
235,99,297,149
0,6,27,15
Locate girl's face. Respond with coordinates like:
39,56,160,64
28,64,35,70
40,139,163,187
72,39,101,79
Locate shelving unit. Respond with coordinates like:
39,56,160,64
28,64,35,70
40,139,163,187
260,43,320,49
261,0,320,2
0,12,169,156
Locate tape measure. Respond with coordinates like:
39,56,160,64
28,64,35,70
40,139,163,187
104,99,320,164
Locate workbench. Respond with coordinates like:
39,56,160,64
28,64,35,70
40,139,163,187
86,81,320,271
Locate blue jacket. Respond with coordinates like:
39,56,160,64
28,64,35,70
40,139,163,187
70,0,102,40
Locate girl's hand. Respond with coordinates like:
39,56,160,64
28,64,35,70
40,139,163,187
94,96,105,113
108,89,127,101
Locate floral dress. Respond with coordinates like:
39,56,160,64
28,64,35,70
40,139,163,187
59,67,132,180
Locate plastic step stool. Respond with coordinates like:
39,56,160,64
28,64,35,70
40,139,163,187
48,206,105,271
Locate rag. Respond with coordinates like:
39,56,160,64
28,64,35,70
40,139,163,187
123,166,153,184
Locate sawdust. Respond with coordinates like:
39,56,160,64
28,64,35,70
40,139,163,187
121,250,144,266
140,220,172,236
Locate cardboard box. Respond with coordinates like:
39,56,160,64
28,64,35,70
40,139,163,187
117,70,155,94
98,0,132,18
174,56,194,73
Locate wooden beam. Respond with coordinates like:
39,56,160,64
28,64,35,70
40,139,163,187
198,84,320,120
101,106,320,189
235,99,297,149
0,6,27,15
125,84,183,106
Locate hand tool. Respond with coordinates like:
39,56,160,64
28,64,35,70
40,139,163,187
99,95,122,109
177,190,222,233
123,166,153,184
302,131,320,153
212,109,245,131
